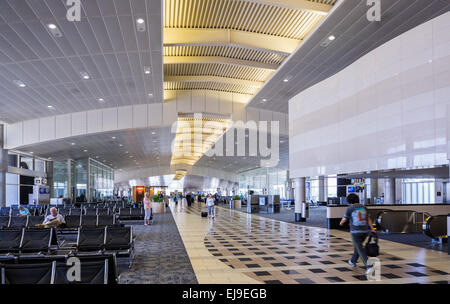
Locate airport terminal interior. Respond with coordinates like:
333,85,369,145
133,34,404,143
0,0,449,285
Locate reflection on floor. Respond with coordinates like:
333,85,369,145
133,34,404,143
378,233,448,253
222,204,328,228
172,202,450,284
119,209,198,284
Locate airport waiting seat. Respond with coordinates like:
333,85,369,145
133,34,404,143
58,208,71,216
20,228,54,254
0,216,9,228
85,208,97,216
70,208,82,216
27,216,44,228
97,215,114,227
130,207,143,219
105,226,133,253
8,216,27,228
65,215,81,229
80,215,98,228
54,260,109,284
1,262,56,284
0,229,22,254
76,227,106,252
0,207,10,216
97,208,110,216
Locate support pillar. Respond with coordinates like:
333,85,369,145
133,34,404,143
0,125,6,207
318,176,325,202
67,159,72,200
385,178,396,204
294,177,306,222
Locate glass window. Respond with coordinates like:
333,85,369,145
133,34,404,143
5,173,19,207
19,156,33,170
8,154,18,167
34,159,46,173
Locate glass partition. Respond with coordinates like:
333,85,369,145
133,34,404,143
89,159,114,202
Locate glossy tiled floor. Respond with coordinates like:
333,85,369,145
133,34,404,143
171,202,450,284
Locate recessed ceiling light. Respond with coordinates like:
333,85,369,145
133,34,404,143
83,150,88,152
261,98,267,103
80,72,90,80
30,152,34,154
112,136,116,140
328,35,336,41
151,131,156,135
136,18,146,32
144,67,151,74
98,98,105,103
47,105,53,109
71,143,76,146
148,93,153,98
13,80,26,88
119,144,123,147
48,24,57,29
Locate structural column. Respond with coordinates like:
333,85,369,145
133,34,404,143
318,176,325,202
0,125,6,207
294,177,306,222
368,178,378,203
67,159,72,200
385,178,396,204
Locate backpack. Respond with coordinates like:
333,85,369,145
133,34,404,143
365,232,379,257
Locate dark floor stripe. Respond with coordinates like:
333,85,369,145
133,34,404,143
119,209,198,284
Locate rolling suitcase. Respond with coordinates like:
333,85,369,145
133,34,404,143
201,211,208,217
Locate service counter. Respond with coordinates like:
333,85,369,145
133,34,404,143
327,203,450,229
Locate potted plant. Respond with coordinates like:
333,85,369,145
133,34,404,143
232,195,241,209
151,194,164,213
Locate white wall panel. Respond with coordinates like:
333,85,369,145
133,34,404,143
102,108,118,132
132,104,148,128
39,116,55,142
6,123,23,149
55,114,71,139
148,103,162,126
71,112,87,136
117,106,133,130
87,109,103,134
23,119,40,145
289,12,450,178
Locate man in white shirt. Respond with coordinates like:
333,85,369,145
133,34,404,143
43,207,66,226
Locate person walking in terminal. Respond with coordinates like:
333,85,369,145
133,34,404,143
206,194,215,219
339,193,376,275
144,192,152,226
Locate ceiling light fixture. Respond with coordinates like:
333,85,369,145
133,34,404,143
328,35,336,41
71,143,76,146
47,23,63,37
13,80,26,88
136,18,146,32
80,72,90,80
98,98,105,103
148,93,153,98
144,67,151,74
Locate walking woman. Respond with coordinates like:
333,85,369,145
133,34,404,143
206,194,215,219
144,192,152,226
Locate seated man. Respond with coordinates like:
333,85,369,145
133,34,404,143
39,207,66,228
18,205,30,216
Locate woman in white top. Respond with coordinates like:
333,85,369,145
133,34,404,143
206,194,215,218
143,192,152,226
